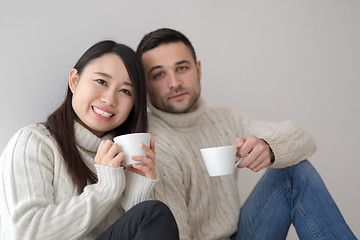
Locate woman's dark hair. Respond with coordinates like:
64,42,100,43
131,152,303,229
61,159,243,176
45,40,147,194
136,28,197,62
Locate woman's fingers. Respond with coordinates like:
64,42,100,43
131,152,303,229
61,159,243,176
96,138,157,177
126,139,156,179
111,152,125,168
131,164,156,180
125,166,142,175
95,140,124,168
142,141,155,160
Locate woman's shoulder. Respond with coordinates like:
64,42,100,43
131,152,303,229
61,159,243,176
16,123,51,139
2,123,56,155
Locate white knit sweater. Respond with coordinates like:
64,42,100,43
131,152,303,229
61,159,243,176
147,98,316,240
0,122,156,240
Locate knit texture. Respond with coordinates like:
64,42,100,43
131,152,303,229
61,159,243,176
0,122,156,240
147,98,316,240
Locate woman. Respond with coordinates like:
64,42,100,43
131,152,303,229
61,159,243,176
0,40,179,239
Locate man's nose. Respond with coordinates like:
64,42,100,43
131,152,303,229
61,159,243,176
168,72,181,89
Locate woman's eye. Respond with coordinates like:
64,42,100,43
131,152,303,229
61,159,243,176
120,89,132,96
96,79,107,86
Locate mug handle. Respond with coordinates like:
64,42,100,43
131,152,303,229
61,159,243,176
234,154,248,167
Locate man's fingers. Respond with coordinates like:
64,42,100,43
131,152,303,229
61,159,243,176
235,137,246,150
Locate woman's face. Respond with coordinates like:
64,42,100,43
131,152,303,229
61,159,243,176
69,53,135,137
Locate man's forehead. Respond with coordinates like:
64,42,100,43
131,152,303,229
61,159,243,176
141,42,193,66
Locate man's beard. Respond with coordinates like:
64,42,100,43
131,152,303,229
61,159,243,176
151,87,200,113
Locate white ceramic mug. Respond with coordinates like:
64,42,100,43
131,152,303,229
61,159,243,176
200,145,246,176
113,133,151,166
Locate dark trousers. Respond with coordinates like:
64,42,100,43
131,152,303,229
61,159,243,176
97,200,179,240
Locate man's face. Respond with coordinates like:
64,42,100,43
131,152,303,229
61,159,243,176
141,42,201,113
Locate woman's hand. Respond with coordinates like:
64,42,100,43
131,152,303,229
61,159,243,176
95,140,125,168
126,138,156,180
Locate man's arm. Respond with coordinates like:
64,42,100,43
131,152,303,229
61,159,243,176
231,109,316,169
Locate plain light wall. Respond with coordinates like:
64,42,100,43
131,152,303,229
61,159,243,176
1,0,359,239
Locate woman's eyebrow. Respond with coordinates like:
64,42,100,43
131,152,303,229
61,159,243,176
124,81,133,87
94,71,112,78
94,71,133,86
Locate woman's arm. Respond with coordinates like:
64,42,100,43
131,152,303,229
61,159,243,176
0,126,126,240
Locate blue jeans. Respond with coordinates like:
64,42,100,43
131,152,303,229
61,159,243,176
231,160,357,240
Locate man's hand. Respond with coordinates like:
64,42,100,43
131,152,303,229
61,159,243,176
235,135,274,172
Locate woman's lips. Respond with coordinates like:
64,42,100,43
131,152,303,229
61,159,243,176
92,106,114,119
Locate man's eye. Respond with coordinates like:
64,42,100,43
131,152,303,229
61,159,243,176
153,72,164,79
120,89,132,96
177,66,187,71
96,79,107,86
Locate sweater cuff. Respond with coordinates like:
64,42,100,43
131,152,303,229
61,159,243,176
94,164,126,200
121,172,158,211
260,121,316,168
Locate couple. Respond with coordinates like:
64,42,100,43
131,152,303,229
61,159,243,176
0,28,356,239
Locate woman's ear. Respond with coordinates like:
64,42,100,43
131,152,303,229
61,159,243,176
69,69,79,93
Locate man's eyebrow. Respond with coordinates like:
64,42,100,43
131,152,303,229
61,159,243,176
94,71,112,78
175,60,191,65
147,60,191,76
147,65,163,76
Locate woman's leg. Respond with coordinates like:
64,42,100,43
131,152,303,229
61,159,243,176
97,200,179,240
231,160,356,240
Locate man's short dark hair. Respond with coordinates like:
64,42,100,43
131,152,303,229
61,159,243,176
136,28,197,62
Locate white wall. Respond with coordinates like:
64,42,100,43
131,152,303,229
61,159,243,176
1,0,359,238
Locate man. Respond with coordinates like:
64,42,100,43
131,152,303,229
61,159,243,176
136,28,356,239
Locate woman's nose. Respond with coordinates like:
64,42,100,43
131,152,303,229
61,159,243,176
101,90,116,106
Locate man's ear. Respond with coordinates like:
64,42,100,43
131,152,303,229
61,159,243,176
196,60,202,81
69,69,79,93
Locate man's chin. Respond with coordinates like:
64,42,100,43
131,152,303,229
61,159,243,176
166,102,198,113
150,94,199,113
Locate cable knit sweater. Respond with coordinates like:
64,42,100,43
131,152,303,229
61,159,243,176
147,98,316,240
0,122,156,240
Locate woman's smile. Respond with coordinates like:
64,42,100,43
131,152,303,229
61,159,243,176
70,53,135,137
92,106,114,119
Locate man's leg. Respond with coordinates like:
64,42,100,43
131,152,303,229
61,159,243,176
97,200,179,240
231,160,356,240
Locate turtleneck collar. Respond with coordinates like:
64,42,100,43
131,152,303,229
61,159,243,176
147,97,206,129
74,121,114,153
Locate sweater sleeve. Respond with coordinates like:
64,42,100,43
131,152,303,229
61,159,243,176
0,126,126,240
120,171,157,212
148,139,192,240
230,109,317,168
